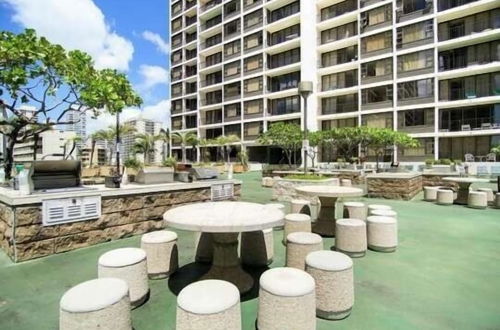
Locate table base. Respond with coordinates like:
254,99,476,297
200,233,254,294
454,186,469,205
312,197,338,237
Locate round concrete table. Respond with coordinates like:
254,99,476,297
442,177,490,205
295,185,363,237
163,201,284,293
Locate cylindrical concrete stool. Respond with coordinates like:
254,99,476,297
286,232,323,270
306,250,353,320
141,230,178,279
60,278,132,330
495,192,500,209
241,228,274,267
343,202,367,221
335,219,367,257
330,178,340,186
177,280,241,330
367,204,392,215
283,213,311,245
98,247,149,308
257,267,316,330
423,186,440,201
467,191,487,209
266,203,286,230
366,216,398,252
477,188,494,203
341,179,352,187
436,189,454,205
370,209,398,219
291,199,311,215
194,232,214,263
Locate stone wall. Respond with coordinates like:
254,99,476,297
422,174,459,190
367,175,422,200
272,178,339,203
0,186,241,262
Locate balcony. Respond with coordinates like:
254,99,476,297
201,15,222,31
267,1,300,24
201,0,222,13
438,0,479,12
185,15,197,27
396,0,433,23
244,0,262,11
319,0,357,23
201,34,223,50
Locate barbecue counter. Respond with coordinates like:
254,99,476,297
0,160,241,262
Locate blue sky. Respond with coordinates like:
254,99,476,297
0,0,171,131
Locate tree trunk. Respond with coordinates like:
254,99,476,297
90,140,96,167
4,137,16,180
32,133,39,161
67,141,77,160
181,144,187,163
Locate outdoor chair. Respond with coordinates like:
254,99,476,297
481,123,492,130
464,154,474,162
486,153,496,162
366,216,398,252
335,219,367,258
461,124,471,131
286,232,323,270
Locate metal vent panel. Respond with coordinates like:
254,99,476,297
42,195,101,226
211,183,234,201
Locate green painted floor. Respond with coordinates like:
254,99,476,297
1,171,499,330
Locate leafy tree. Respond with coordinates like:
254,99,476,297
213,134,239,164
124,157,143,170
258,122,302,168
133,133,159,165
367,128,419,171
0,29,141,178
172,131,197,163
307,131,325,169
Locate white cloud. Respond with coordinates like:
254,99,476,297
3,0,134,71
142,30,169,55
87,99,171,135
138,65,169,90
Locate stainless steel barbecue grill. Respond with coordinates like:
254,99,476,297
28,160,85,191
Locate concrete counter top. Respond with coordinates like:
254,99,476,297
366,172,421,179
0,179,241,206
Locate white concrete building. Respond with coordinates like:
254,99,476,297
13,129,77,161
122,117,164,164
169,0,500,163
64,109,87,149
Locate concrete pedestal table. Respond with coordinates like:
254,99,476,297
163,202,284,294
442,177,490,205
295,186,363,237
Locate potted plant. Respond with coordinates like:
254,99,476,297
425,158,434,169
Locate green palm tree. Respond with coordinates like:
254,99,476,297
88,129,110,167
132,133,159,165
214,134,240,163
172,131,197,163
158,128,171,161
106,124,136,165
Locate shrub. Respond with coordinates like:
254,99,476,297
124,158,143,170
163,156,177,168
285,174,325,180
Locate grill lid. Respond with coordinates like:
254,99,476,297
29,160,82,190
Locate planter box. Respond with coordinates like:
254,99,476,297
367,172,422,200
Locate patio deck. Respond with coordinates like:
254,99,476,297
0,171,499,329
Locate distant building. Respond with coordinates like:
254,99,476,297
81,145,107,166
64,109,87,148
122,116,163,164
13,129,76,161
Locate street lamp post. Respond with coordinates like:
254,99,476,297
299,81,313,175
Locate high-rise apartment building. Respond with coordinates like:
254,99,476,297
169,0,500,163
122,117,164,164
64,109,87,148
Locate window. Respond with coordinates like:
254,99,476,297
172,100,182,114
224,103,241,119
322,118,358,130
244,32,263,51
361,58,392,80
321,94,358,114
224,61,241,78
268,48,300,69
439,40,500,71
172,17,183,32
172,33,183,48
362,85,393,104
438,9,500,41
206,90,222,105
361,31,392,54
244,9,262,30
361,4,391,30
224,0,240,17
224,19,240,39
205,110,222,124
204,15,222,30
224,82,241,100
268,1,300,24
269,24,300,46
244,54,263,73
321,46,357,67
205,52,222,67
186,98,197,111
171,50,182,64
244,99,263,115
398,79,434,100
244,122,263,138
439,104,500,132
172,117,183,130
268,72,300,93
225,124,241,137
321,70,358,91
244,77,263,95
399,108,434,128
361,112,393,128
439,72,500,101
398,49,434,73
321,0,357,21
205,71,222,86
402,0,429,14
224,40,241,58
269,96,300,115
397,20,433,48
205,33,222,48
172,83,182,97
321,22,357,44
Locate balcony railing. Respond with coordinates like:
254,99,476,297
438,0,479,11
201,78,223,87
185,0,196,10
440,118,500,132
202,15,222,31
244,17,263,32
186,15,197,27
201,35,223,49
244,0,262,12
201,0,222,12
321,103,358,115
268,1,300,24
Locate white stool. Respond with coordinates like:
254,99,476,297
291,199,311,215
368,204,392,215
195,232,214,263
141,230,178,279
60,278,132,330
98,248,149,308
177,280,241,330
306,251,353,320
286,232,323,270
423,186,440,201
257,267,316,330
335,219,367,258
467,191,487,209
330,178,340,186
241,228,273,267
366,216,398,252
262,177,274,187
476,188,494,203
436,189,454,205
370,209,398,219
341,179,352,187
283,213,311,245
342,202,367,221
